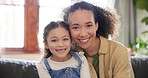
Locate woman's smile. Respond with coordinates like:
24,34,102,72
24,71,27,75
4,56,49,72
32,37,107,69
78,37,90,44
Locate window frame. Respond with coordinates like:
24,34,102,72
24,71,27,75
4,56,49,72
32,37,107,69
2,0,39,53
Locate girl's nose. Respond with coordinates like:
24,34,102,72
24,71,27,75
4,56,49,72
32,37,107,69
58,40,64,46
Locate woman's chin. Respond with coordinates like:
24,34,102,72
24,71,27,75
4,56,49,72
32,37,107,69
79,43,89,49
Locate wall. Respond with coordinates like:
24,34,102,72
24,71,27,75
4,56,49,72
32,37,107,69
114,0,130,47
114,0,148,47
136,9,148,37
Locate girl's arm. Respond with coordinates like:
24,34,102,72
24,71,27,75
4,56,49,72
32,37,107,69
78,52,91,78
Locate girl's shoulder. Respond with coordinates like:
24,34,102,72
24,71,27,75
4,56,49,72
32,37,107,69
74,51,87,61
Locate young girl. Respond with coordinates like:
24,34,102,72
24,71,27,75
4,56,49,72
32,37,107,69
37,21,91,78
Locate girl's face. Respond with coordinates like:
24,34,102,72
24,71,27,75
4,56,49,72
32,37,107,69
68,9,98,49
45,27,71,61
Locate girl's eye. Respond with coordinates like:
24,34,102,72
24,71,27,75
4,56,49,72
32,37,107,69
63,38,69,41
51,39,57,42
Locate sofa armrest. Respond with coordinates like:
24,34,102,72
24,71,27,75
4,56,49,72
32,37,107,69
131,56,148,78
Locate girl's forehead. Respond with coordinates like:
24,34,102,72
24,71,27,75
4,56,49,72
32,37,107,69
47,27,69,37
49,27,67,33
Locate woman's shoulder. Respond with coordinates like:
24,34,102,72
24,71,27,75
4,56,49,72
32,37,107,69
100,36,127,50
109,39,126,48
100,36,129,55
108,39,129,56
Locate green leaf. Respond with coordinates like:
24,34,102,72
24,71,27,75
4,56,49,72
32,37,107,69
134,0,148,9
141,31,148,34
141,17,148,25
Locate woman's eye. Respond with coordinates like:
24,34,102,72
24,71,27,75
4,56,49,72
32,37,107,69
72,26,79,30
86,25,93,28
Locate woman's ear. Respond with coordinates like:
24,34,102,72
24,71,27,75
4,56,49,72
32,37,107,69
95,22,99,31
71,39,75,44
71,39,75,47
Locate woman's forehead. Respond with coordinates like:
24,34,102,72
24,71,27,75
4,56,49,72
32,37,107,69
68,9,95,23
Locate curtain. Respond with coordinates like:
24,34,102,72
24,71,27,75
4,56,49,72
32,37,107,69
114,0,136,47
0,0,24,48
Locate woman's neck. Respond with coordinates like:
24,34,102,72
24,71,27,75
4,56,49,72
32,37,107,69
84,37,100,57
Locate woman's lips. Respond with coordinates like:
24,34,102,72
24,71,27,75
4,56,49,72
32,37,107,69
78,38,90,44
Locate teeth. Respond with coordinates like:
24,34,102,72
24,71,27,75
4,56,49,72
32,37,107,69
56,48,66,52
80,39,89,43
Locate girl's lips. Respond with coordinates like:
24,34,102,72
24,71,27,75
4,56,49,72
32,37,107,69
56,48,66,53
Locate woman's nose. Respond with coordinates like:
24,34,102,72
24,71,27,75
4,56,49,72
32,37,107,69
79,28,87,37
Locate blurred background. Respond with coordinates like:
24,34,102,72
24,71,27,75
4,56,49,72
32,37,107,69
0,0,148,60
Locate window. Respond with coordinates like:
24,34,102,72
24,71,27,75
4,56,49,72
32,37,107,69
38,0,71,48
0,0,39,52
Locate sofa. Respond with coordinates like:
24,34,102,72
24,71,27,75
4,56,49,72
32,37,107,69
0,56,148,78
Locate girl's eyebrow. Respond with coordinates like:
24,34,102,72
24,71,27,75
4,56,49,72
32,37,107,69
50,35,69,38
63,35,70,37
50,36,57,39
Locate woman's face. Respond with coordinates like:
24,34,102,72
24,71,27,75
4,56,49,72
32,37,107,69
68,9,98,49
45,27,71,61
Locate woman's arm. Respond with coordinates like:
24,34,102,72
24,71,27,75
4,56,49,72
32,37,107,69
112,46,134,78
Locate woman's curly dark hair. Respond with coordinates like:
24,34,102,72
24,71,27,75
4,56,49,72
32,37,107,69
63,1,120,38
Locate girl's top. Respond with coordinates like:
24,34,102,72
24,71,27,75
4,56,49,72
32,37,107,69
36,50,91,78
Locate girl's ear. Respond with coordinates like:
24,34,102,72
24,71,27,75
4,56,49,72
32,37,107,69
44,42,49,49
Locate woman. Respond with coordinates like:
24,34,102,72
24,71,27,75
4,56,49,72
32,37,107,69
63,1,134,78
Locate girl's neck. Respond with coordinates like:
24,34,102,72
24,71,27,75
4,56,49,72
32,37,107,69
84,37,100,57
50,53,72,62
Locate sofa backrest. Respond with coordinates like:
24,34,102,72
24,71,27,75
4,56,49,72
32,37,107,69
1,56,148,78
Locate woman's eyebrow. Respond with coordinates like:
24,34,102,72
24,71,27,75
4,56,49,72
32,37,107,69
72,23,79,26
85,21,92,24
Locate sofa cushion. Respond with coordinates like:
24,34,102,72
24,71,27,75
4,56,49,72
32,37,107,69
0,58,39,78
